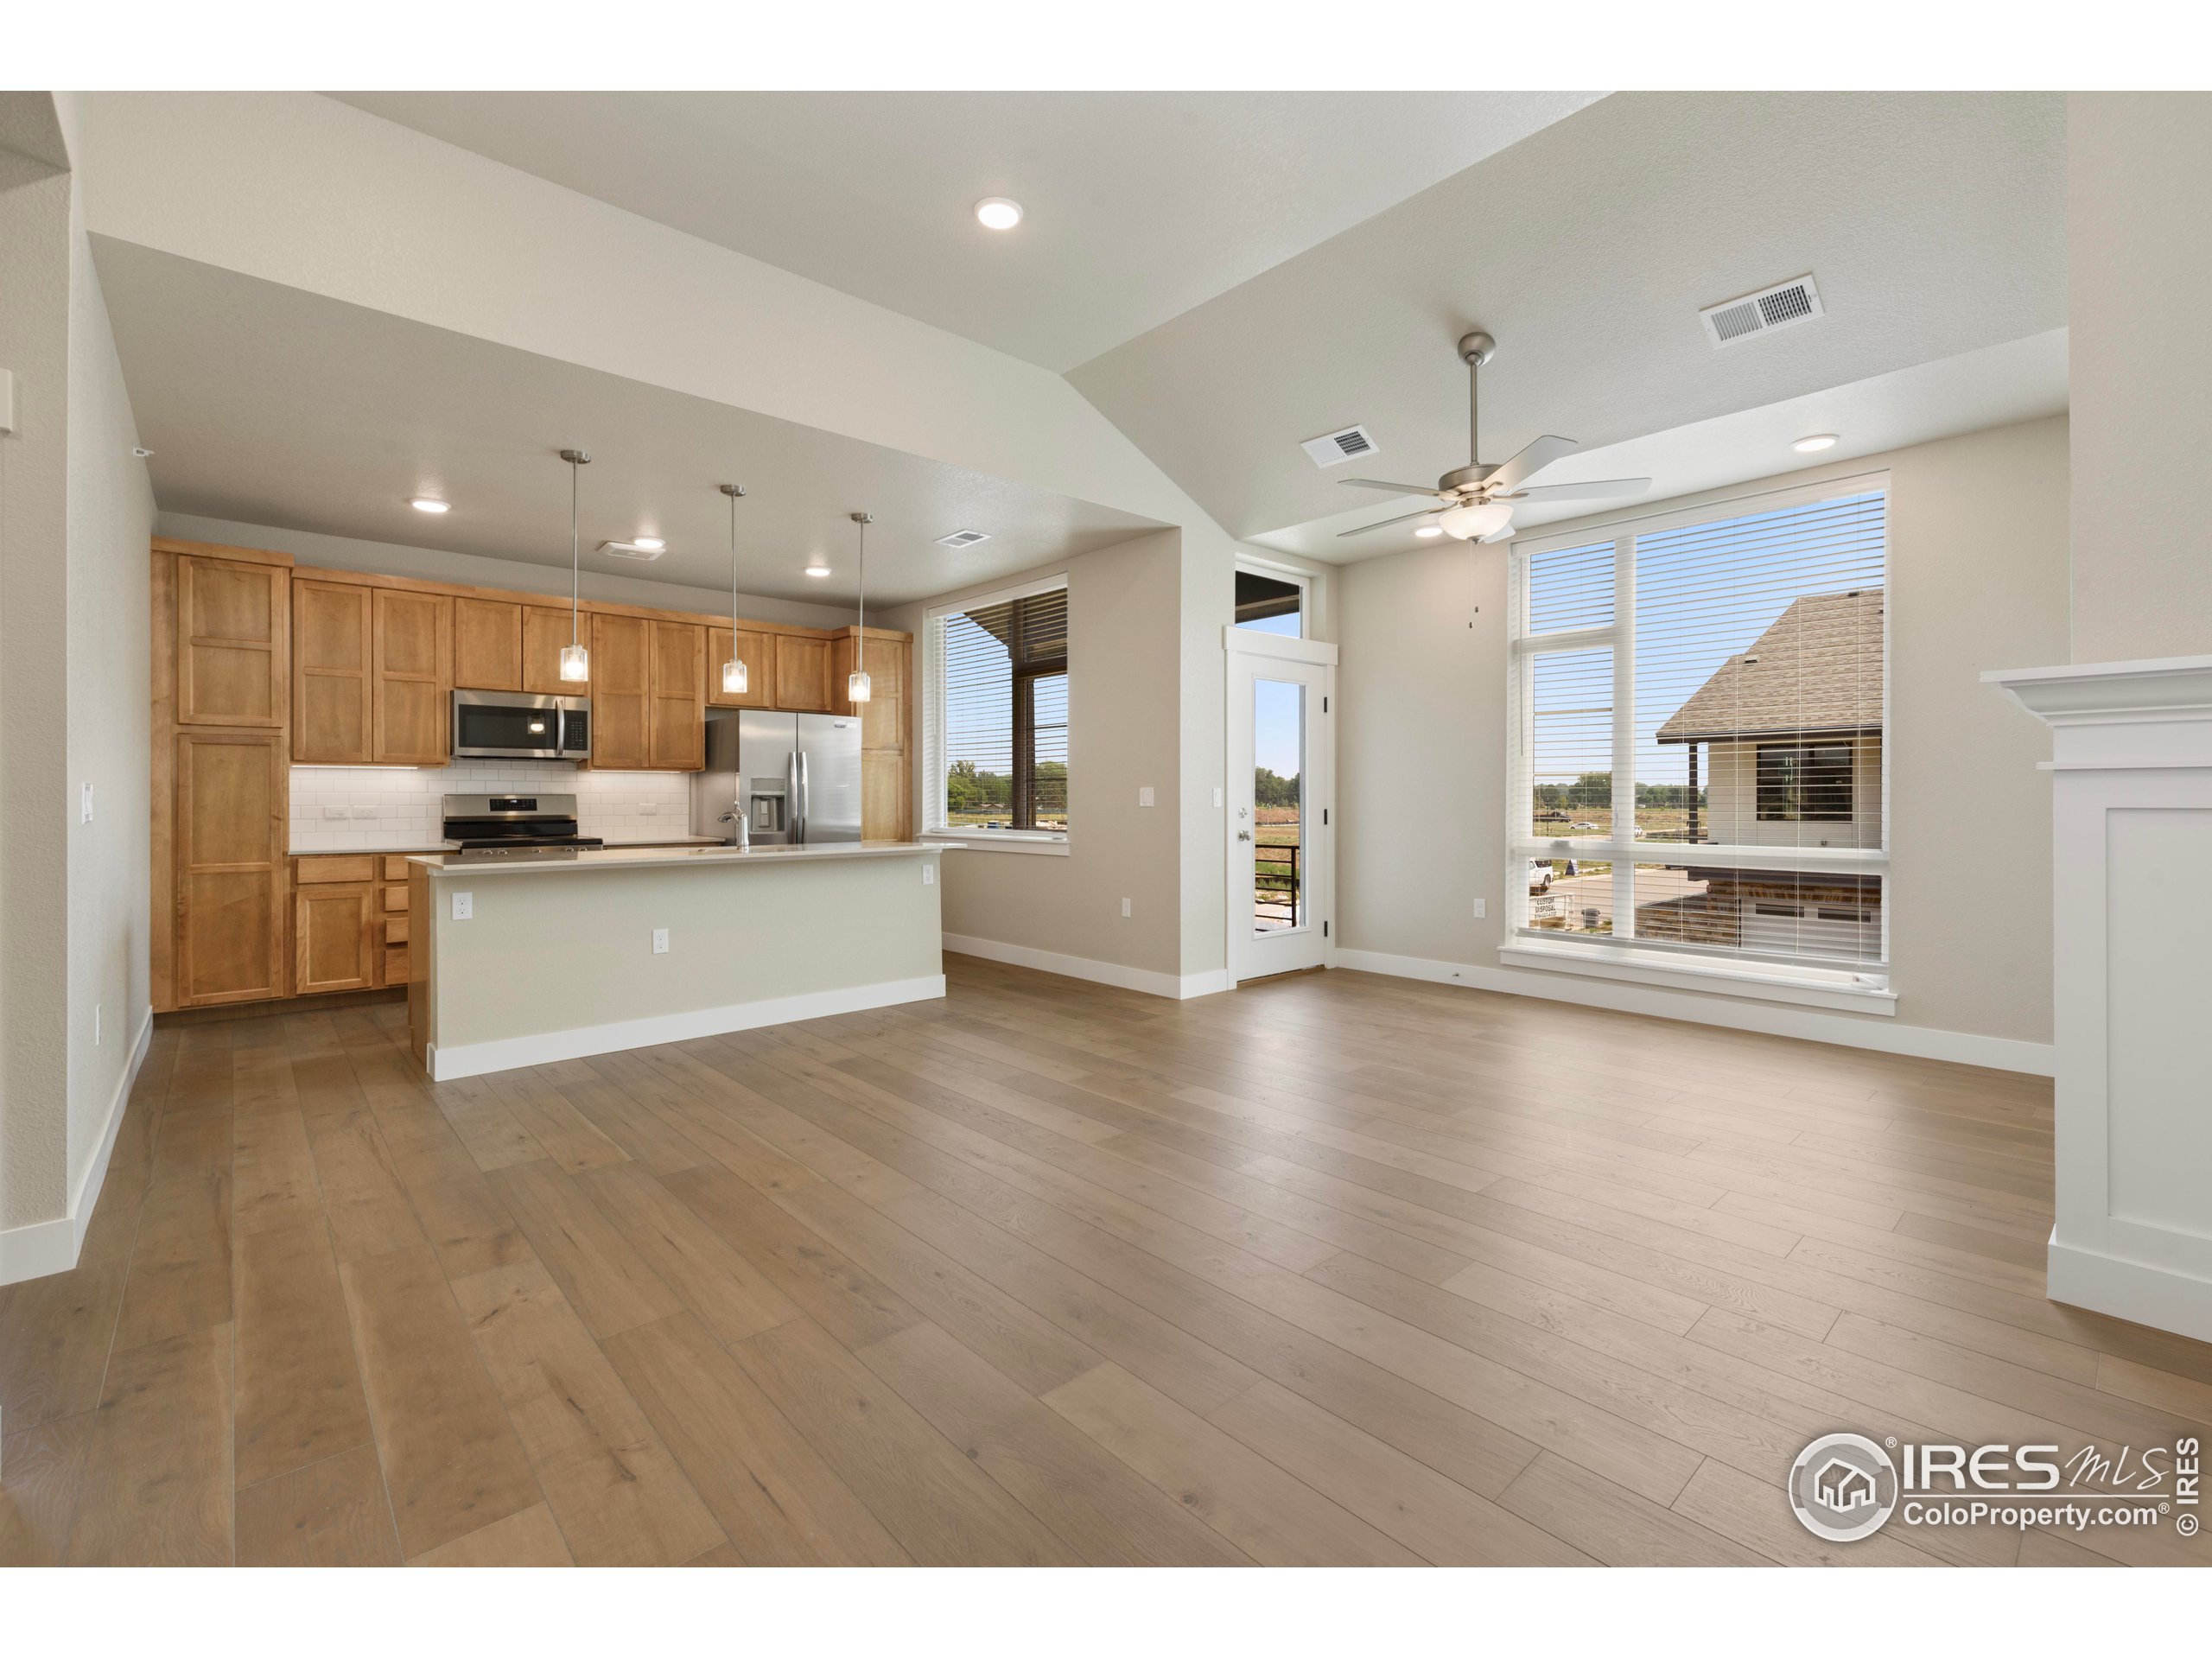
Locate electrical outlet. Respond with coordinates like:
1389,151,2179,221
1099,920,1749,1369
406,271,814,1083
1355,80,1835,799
450,892,473,920
352,804,376,819
1121,898,1132,918
1213,787,1224,809
923,863,934,885
80,783,94,824
323,804,347,820
1472,897,1487,919
641,802,660,816
1138,786,1154,808
652,927,670,955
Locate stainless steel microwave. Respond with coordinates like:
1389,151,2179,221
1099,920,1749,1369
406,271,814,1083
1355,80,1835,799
451,690,590,760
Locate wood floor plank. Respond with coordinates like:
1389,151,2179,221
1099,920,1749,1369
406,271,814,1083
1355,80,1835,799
603,1312,912,1566
0,1179,141,1432
733,1315,1083,1566
409,1503,575,1567
232,1215,376,1487
858,1321,1251,1567
337,1243,543,1560
67,1325,234,1566
0,1413,93,1567
1042,1361,1420,1566
1669,1456,1948,1567
235,1442,402,1566
485,1159,684,1340
448,1259,724,1567
574,1162,801,1343
305,1108,429,1262
111,1168,233,1351
1495,1450,1768,1567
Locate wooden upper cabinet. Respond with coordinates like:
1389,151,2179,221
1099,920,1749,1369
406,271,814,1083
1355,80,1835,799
589,612,652,768
175,729,287,1006
842,633,909,748
291,579,372,764
177,555,288,728
647,621,706,771
523,606,588,694
704,624,772,709
372,588,452,765
453,597,523,691
773,634,834,714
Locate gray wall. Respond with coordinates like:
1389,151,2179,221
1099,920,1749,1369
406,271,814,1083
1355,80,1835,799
1337,415,2070,1050
2069,93,2212,663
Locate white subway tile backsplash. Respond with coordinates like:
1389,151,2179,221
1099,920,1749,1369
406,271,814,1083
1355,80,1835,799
289,761,691,849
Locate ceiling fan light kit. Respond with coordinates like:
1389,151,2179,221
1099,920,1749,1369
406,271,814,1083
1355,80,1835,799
1338,330,1652,546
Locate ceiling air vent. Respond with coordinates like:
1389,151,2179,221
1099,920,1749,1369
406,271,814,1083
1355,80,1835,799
1300,424,1378,467
597,540,665,562
935,529,992,550
1699,274,1824,349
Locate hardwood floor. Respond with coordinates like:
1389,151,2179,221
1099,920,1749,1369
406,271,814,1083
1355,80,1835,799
6,957,2210,1567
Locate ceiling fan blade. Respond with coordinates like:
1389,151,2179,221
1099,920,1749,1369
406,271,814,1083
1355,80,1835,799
1483,434,1580,496
1336,505,1445,537
1499,477,1653,504
1338,478,1453,499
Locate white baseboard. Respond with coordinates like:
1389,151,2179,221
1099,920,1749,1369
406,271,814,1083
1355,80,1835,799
2050,1236,2212,1345
428,974,947,1081
0,1008,155,1287
1333,946,2055,1077
944,933,1230,1001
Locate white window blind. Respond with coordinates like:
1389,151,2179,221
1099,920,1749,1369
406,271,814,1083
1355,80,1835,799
1510,481,1889,985
926,577,1069,836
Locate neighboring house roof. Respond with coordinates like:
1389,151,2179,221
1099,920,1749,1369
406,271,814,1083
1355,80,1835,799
1657,588,1884,743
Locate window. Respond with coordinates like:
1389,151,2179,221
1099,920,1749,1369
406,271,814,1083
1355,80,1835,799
1234,564,1308,638
925,576,1069,845
1508,481,1888,998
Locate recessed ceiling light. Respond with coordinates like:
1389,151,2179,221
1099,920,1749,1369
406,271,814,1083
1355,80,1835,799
632,536,665,551
1414,524,1444,538
1792,433,1839,453
975,197,1023,231
804,562,832,578
410,498,450,513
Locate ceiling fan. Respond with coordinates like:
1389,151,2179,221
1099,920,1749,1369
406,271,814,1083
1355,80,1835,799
1338,331,1651,543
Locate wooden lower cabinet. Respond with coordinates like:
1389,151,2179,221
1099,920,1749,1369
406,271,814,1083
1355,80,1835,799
294,883,378,995
175,729,289,1007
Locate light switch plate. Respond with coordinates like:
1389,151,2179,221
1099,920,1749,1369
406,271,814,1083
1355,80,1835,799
1121,898,1132,918
1138,786,1154,808
323,804,347,820
1212,787,1224,809
451,892,473,920
1472,897,1487,919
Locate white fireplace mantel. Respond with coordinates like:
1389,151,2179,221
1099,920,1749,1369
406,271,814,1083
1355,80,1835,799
1986,653,2212,1342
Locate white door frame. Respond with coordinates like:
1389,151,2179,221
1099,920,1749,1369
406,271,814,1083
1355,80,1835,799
1224,627,1338,985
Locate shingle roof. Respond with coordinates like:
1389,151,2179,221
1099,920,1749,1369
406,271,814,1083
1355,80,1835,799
1656,588,1883,743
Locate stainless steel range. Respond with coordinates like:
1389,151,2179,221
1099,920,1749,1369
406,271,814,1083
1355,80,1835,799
442,793,605,861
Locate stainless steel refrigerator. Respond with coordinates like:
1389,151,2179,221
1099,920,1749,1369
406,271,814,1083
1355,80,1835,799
691,709,863,845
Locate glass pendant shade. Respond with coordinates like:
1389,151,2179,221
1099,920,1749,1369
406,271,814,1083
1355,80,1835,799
847,669,872,704
558,643,589,682
721,658,748,696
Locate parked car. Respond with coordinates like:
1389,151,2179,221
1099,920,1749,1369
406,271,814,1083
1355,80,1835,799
1529,859,1555,893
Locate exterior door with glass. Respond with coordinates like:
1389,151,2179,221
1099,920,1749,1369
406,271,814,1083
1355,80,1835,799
1227,646,1333,982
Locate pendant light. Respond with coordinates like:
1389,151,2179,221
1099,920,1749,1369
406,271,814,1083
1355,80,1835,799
847,512,874,705
719,483,749,695
557,448,591,682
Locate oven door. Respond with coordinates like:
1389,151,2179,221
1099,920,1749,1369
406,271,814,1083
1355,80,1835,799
452,691,578,760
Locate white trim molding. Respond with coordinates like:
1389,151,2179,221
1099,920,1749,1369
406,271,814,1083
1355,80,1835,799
1987,654,2212,1341
944,934,1230,1001
1335,947,2051,1076
0,1010,156,1287
427,975,945,1082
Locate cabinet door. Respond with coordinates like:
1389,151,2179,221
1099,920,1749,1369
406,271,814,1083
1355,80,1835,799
704,624,772,709
175,730,287,1006
647,620,706,771
372,588,452,765
590,613,651,768
292,579,372,764
851,636,907,748
524,606,588,694
453,597,523,690
861,749,911,842
772,635,834,713
294,883,376,995
178,555,288,728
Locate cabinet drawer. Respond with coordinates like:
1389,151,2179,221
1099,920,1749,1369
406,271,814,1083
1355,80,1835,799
296,855,377,885
383,884,410,914
383,855,414,882
385,944,410,984
385,914,410,944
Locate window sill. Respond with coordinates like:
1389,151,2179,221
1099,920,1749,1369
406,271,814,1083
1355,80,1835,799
921,830,1070,856
1499,939,1895,1014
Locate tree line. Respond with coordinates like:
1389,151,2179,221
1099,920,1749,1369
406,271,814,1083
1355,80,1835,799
1533,774,1707,810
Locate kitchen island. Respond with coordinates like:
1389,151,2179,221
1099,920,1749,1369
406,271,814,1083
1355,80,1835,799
404,841,946,1080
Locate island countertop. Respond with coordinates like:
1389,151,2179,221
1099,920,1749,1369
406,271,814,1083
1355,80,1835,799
406,840,946,877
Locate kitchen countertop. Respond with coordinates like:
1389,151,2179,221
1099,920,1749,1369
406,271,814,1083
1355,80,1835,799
289,835,724,856
407,840,946,876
